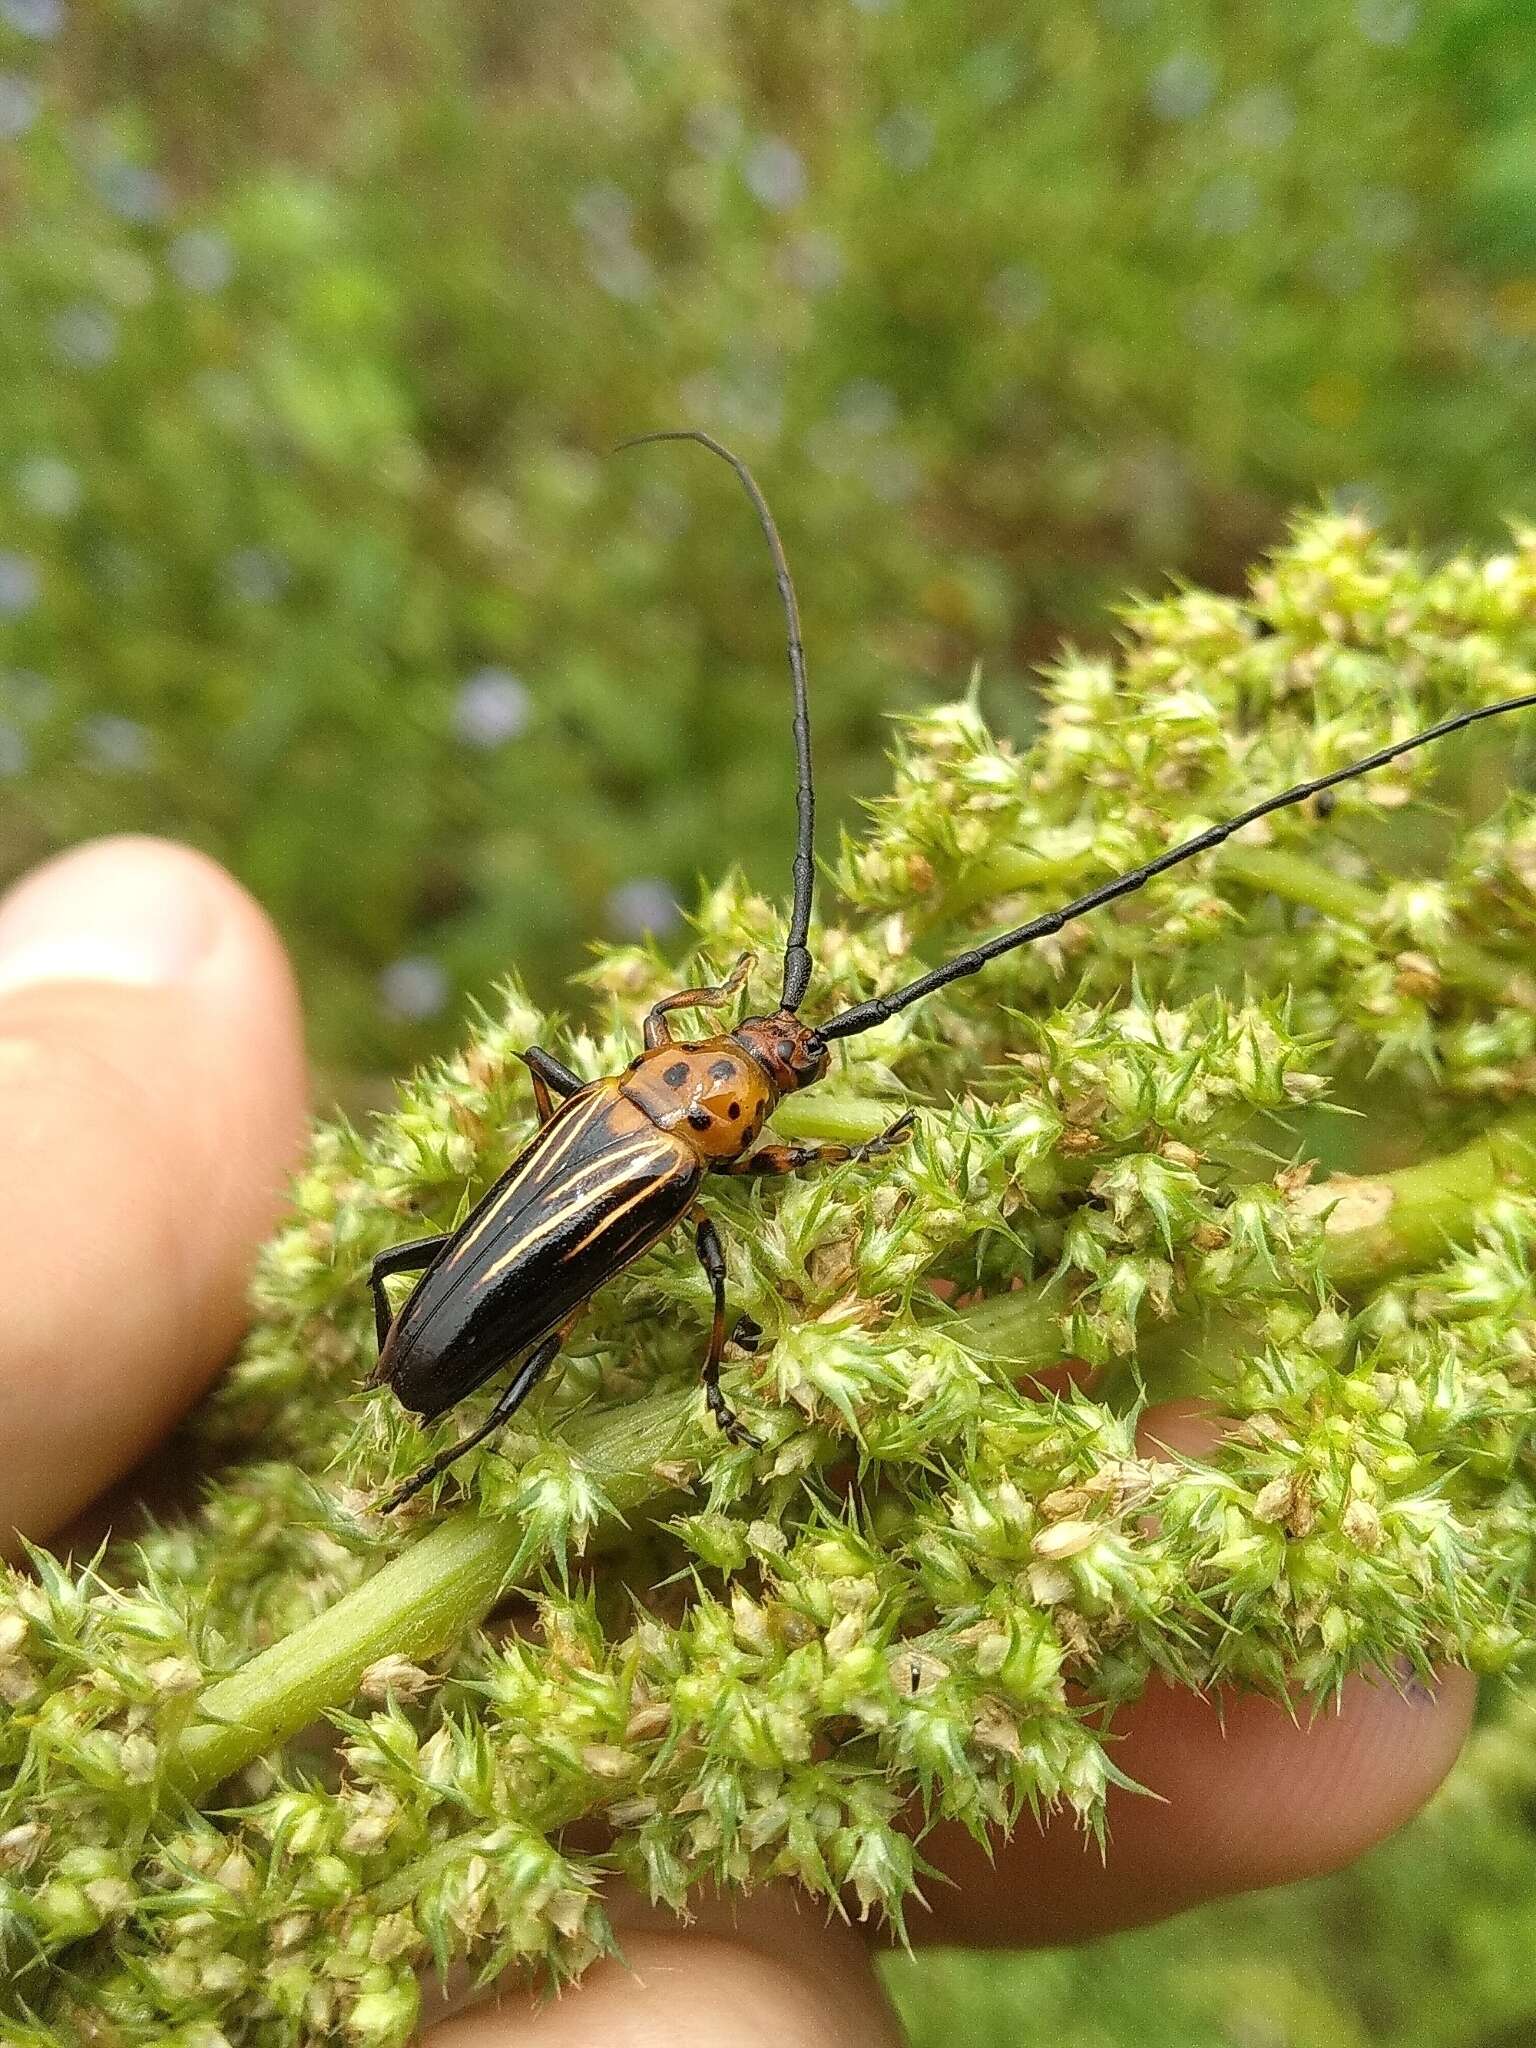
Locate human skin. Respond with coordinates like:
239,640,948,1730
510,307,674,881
0,836,1477,2046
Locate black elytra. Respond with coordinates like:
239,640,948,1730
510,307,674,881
369,429,1536,1510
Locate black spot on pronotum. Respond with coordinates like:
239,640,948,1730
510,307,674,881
688,1107,712,1130
709,1057,736,1082
727,1101,741,1119
664,1061,689,1087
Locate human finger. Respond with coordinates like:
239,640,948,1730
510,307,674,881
0,835,307,1546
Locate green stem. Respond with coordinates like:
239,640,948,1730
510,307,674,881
1213,846,1536,1011
171,1109,1536,1800
946,1287,1068,1365
944,844,1536,1012
1319,1105,1536,1289
174,1385,699,1801
1212,844,1380,923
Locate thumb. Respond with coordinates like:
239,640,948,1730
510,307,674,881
0,837,307,1547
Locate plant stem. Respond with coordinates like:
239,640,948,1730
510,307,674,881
1318,1105,1536,1289
1214,845,1382,923
1212,846,1536,1011
174,1385,699,1801
944,844,1536,1012
170,1108,1536,1801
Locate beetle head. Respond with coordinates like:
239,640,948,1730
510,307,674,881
732,1010,830,1094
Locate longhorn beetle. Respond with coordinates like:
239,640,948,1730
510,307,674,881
369,429,1536,1511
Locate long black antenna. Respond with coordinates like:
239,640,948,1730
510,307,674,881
820,690,1536,1042
618,429,817,1012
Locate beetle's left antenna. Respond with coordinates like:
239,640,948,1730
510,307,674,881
617,429,817,1012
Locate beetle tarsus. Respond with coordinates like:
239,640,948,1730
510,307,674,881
706,1379,763,1450
376,1460,440,1516
851,1109,916,1162
727,1312,763,1358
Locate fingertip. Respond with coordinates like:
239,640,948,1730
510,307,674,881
920,1665,1476,1947
0,836,307,1544
1109,1664,1478,1896
424,1891,902,2047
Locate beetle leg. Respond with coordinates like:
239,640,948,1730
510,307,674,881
378,1328,567,1514
529,1068,555,1124
729,1311,763,1356
367,1235,451,1363
518,1045,584,1124
644,949,755,1049
724,1110,915,1176
695,1216,762,1447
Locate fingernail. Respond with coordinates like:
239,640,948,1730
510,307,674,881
0,840,221,996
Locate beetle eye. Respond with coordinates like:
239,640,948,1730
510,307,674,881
776,1039,794,1063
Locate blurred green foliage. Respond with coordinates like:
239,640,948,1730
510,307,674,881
6,1,1536,1064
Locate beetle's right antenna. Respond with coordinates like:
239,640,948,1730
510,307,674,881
819,688,1536,1041
617,429,817,1013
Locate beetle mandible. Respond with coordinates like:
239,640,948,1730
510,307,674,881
369,429,1536,1511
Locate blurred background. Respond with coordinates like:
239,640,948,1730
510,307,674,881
4,0,1536,2039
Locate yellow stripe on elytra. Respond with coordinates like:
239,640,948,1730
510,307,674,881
471,1137,681,1289
568,1170,679,1258
446,1085,611,1270
471,1143,673,1288
563,1156,693,1262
